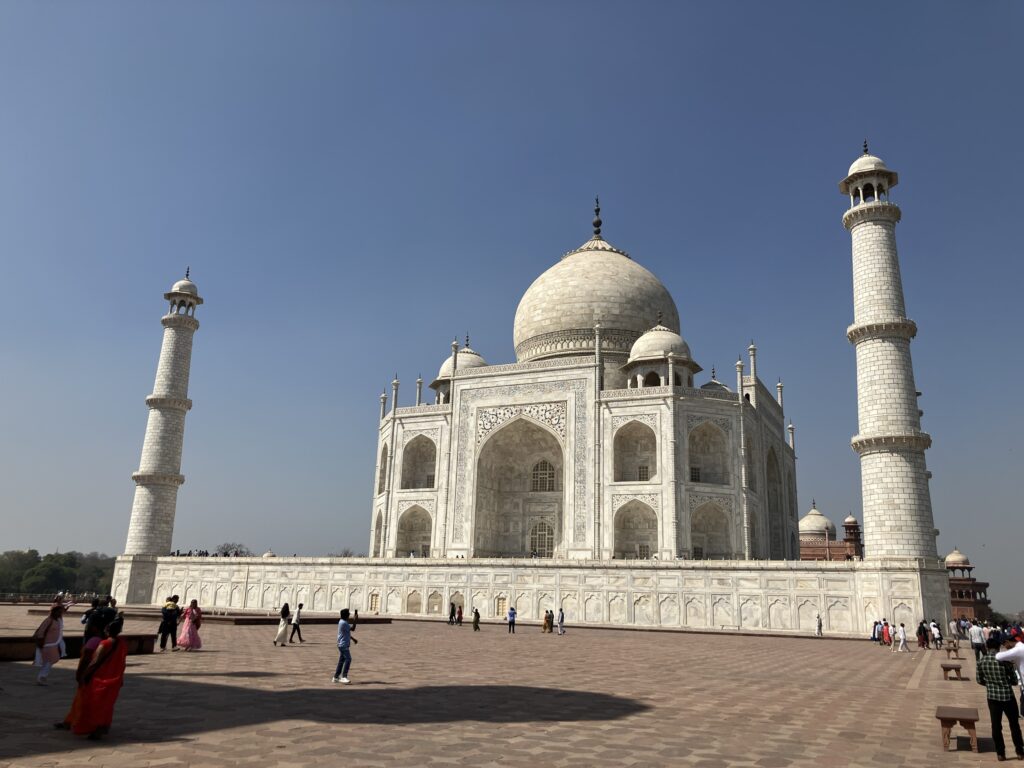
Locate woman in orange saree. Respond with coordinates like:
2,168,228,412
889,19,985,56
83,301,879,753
71,617,128,739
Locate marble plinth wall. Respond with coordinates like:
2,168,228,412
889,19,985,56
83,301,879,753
115,555,951,637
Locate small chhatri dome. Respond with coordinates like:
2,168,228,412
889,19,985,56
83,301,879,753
437,342,488,379
701,366,731,392
170,267,198,295
798,501,837,537
627,321,692,365
262,550,277,558
847,152,890,176
944,547,970,567
843,514,858,525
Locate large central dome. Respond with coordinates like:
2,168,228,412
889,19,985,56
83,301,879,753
513,231,680,363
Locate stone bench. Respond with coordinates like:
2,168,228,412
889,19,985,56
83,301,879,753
944,646,963,660
940,663,964,681
935,706,979,752
0,634,157,662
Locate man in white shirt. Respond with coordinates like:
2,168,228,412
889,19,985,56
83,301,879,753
996,629,1024,711
970,620,988,661
895,622,910,653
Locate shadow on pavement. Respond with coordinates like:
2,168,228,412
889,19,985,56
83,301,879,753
0,666,649,759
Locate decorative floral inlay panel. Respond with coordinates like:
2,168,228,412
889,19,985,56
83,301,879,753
611,493,660,512
476,402,567,445
686,415,732,434
611,413,657,432
687,493,734,513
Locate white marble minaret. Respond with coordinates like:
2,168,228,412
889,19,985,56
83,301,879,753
841,145,937,559
113,272,202,603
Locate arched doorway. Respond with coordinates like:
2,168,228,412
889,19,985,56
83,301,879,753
377,444,388,494
613,500,658,559
401,435,437,489
691,503,731,559
396,506,432,557
474,418,564,557
613,421,657,482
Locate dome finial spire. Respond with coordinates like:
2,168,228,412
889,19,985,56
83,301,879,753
656,310,663,326
863,139,869,155
465,333,470,348
711,366,716,379
592,196,602,238
185,266,190,280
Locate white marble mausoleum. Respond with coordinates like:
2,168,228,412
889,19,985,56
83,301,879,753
113,148,953,635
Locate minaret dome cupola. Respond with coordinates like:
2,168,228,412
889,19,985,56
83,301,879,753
839,141,899,207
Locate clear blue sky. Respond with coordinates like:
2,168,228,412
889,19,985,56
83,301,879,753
1,3,1021,610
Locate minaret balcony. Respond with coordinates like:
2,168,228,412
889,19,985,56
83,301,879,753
846,318,917,343
843,200,901,230
850,431,932,455
131,471,185,487
145,395,193,411
161,313,200,331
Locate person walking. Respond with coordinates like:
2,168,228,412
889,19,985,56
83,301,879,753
970,620,987,661
68,616,128,740
916,621,930,650
332,608,358,684
32,604,67,685
448,602,456,626
507,606,516,634
456,605,463,627
273,603,291,647
895,622,910,653
158,596,181,652
930,620,943,650
996,629,1024,715
880,620,891,647
290,603,304,644
977,637,1024,761
472,607,481,631
556,607,565,636
176,599,203,651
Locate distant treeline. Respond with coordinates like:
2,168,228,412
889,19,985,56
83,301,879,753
0,550,115,595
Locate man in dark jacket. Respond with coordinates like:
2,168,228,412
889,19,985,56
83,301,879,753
158,595,182,651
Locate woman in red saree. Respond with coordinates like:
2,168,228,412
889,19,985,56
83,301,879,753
71,616,128,739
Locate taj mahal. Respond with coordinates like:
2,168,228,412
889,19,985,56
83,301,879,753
111,147,953,634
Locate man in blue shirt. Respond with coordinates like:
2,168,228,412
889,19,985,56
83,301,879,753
332,608,358,684
507,606,516,634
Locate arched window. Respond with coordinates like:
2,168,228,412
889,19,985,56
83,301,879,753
688,422,729,485
614,420,658,482
372,514,383,557
530,522,555,558
400,435,437,489
863,183,875,202
531,460,557,492
377,444,389,494
643,371,661,387
673,372,682,386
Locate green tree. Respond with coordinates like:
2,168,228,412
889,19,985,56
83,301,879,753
0,550,41,592
215,543,252,556
20,561,77,594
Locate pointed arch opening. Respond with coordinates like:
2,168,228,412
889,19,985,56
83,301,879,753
377,444,389,494
766,447,784,559
614,420,657,482
372,513,383,557
642,371,661,387
401,435,437,489
691,502,732,560
613,500,658,559
688,422,730,485
396,505,432,557
474,418,563,558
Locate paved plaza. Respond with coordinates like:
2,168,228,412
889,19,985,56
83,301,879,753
0,606,1001,767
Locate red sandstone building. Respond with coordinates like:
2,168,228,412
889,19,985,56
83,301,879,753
797,502,863,561
943,548,991,621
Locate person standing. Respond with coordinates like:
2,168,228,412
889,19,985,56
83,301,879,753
456,605,463,627
977,637,1024,761
970,620,987,661
273,603,291,647
290,603,304,644
996,629,1024,714
880,620,891,647
448,602,456,626
32,604,67,685
930,620,943,650
916,621,929,650
815,614,823,638
158,596,181,652
176,599,203,651
507,606,516,634
472,607,481,631
70,616,129,739
556,607,565,636
332,608,358,684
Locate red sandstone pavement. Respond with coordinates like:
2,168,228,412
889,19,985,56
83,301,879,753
0,606,1002,767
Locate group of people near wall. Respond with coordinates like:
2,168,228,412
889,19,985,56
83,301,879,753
31,595,128,740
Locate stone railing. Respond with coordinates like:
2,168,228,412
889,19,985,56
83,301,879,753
394,404,451,417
